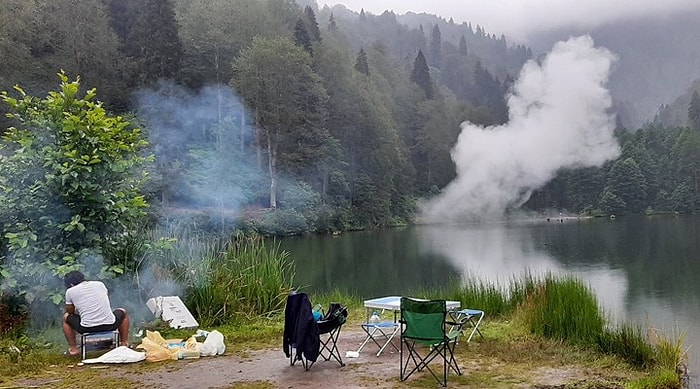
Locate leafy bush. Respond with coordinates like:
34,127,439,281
0,73,151,311
254,209,310,236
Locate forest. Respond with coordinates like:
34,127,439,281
2,0,700,352
2,0,700,240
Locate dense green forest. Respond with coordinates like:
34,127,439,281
2,0,700,240
3,0,700,334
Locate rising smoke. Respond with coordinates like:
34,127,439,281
420,35,620,222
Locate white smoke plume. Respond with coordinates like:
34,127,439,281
420,35,620,221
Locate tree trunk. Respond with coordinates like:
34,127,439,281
267,130,277,209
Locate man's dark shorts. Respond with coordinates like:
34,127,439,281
66,309,126,334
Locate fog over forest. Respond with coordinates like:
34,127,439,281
332,0,700,129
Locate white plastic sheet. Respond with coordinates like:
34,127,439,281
82,346,146,364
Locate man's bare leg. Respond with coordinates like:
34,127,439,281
116,308,130,347
62,313,80,355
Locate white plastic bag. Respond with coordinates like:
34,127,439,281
199,330,225,356
82,346,146,364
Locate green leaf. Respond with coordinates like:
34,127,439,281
51,293,64,305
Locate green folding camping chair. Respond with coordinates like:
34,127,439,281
399,297,466,387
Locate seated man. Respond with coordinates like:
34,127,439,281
62,271,130,356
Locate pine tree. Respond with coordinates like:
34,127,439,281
294,18,313,55
410,50,434,99
127,0,183,86
354,47,369,76
101,0,139,43
429,24,442,68
328,13,337,31
689,90,700,131
304,6,321,42
473,61,507,122
459,35,468,56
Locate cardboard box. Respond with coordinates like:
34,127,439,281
146,296,199,329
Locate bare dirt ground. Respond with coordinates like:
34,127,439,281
12,328,625,389
113,329,409,389
100,329,605,389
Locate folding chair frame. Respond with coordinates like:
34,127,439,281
288,302,347,370
450,308,484,342
399,298,464,387
357,321,400,356
317,304,347,367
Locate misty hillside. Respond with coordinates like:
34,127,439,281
3,0,700,236
321,3,700,130
527,9,700,130
318,4,531,112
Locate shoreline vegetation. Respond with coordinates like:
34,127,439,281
0,234,689,388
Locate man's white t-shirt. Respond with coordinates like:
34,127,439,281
65,281,116,327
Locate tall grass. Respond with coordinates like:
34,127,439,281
433,277,512,318
519,274,604,345
426,272,684,382
650,327,688,375
597,323,656,369
151,231,295,327
221,235,295,317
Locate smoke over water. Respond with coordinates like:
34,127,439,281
420,35,620,222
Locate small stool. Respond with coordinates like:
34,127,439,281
80,330,120,360
450,309,484,342
357,321,400,356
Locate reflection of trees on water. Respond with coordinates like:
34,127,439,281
278,230,459,298
279,216,700,380
535,215,700,299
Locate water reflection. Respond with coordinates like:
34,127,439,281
415,222,629,322
280,215,700,383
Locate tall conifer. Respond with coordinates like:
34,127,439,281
410,50,434,99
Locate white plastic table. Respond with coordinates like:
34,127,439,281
364,296,461,314
357,296,461,356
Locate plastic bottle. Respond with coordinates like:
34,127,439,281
369,311,380,323
312,304,323,321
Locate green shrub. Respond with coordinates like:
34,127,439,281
255,209,310,236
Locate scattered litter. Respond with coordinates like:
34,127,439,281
345,351,360,358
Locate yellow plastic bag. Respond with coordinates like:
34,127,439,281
135,337,171,363
145,330,168,347
135,331,202,362
134,330,178,362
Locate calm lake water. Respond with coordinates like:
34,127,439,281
278,214,700,384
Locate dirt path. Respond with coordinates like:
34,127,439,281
91,328,609,389
116,329,403,389
10,328,627,388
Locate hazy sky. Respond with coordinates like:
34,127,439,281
326,0,700,41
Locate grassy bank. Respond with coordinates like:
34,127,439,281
0,235,689,388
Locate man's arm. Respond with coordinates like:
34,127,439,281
65,303,75,315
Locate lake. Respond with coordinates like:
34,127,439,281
278,214,700,385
